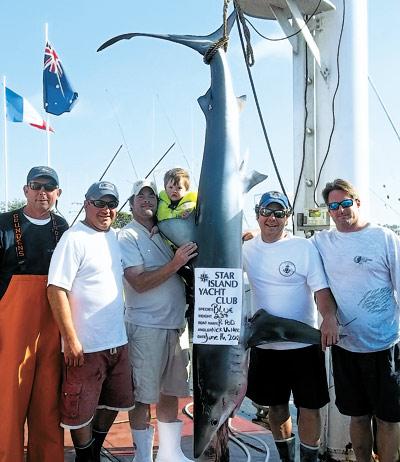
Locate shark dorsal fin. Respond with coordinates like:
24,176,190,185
242,170,268,194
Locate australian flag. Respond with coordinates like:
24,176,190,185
43,42,78,115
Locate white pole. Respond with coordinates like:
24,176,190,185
2,76,8,212
45,23,51,166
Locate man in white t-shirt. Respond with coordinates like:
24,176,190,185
118,179,197,462
47,181,134,462
313,179,400,462
243,191,338,462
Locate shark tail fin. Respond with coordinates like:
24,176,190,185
98,13,236,56
245,309,321,349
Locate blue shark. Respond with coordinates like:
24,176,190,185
98,15,321,461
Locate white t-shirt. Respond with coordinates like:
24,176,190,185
313,224,400,352
118,219,186,329
243,233,328,350
48,221,127,353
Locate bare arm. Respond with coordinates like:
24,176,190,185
47,284,84,367
124,241,198,293
315,287,339,351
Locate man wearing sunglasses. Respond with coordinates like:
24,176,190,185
0,165,68,462
47,181,134,462
313,179,400,462
118,179,197,462
243,191,338,462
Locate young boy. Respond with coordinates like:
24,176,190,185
157,167,197,221
156,168,197,331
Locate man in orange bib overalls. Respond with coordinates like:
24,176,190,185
0,166,68,462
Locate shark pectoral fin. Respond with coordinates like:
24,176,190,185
198,89,212,115
242,170,268,194
158,214,196,248
245,309,321,349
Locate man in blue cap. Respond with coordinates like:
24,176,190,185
0,166,68,462
48,181,134,462
243,191,338,462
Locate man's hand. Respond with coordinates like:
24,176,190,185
124,242,198,293
320,313,339,351
315,287,339,351
172,242,198,268
242,229,258,242
64,337,84,367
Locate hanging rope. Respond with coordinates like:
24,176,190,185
204,0,231,64
233,0,255,66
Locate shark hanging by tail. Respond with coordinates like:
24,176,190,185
99,13,322,461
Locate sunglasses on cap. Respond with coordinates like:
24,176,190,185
327,198,353,211
89,199,119,210
256,206,288,219
28,181,58,192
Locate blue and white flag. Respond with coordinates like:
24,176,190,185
43,42,78,115
6,87,53,132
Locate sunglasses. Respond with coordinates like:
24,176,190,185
28,181,58,192
327,198,354,211
257,207,288,219
89,199,119,209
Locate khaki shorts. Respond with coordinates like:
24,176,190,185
126,323,190,404
60,345,135,429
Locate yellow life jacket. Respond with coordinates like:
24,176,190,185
157,190,198,221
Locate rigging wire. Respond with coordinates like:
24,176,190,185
155,94,198,188
70,144,124,226
292,42,309,210
369,187,400,219
117,142,176,212
235,6,291,205
313,0,346,205
245,0,322,42
291,41,309,232
368,75,400,145
105,88,139,179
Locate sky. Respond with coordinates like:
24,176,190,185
0,0,399,226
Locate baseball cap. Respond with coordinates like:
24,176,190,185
85,181,119,201
130,179,158,198
27,166,59,185
258,191,290,209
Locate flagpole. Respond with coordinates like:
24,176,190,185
2,76,8,212
45,23,51,166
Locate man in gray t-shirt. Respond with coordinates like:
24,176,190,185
313,178,400,462
118,179,197,462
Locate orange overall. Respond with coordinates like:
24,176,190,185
0,275,64,462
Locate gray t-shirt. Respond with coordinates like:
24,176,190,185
313,224,400,352
118,219,186,329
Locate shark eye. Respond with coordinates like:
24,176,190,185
210,419,218,426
